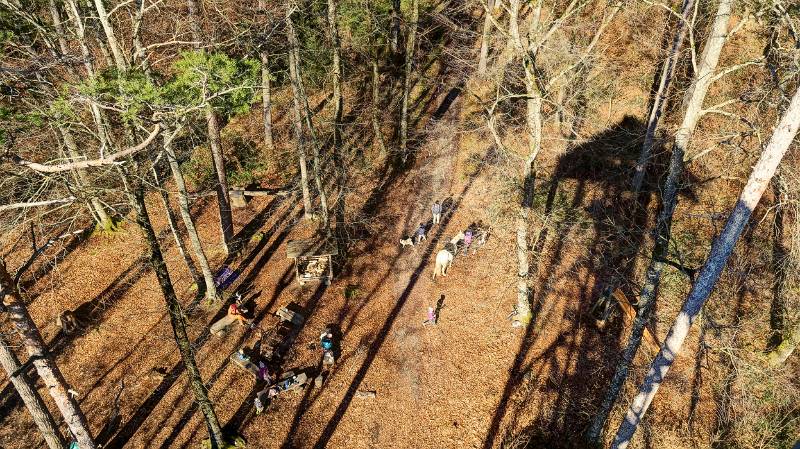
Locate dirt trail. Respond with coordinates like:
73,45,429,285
390,87,461,403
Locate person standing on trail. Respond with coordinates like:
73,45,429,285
463,229,473,256
432,200,442,225
416,223,427,244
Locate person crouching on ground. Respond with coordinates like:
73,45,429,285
432,200,442,225
228,302,252,326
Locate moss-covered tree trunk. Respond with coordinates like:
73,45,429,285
128,187,225,449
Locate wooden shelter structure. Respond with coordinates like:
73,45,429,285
286,238,338,286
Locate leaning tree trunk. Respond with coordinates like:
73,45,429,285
0,334,66,449
128,187,225,449
286,9,314,221
163,134,220,303
477,0,494,75
631,0,695,194
399,0,419,161
258,0,274,152
587,0,734,442
0,260,96,449
151,161,202,289
612,84,800,449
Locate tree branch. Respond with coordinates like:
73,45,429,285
3,124,161,173
0,197,76,212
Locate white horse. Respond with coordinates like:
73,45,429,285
450,231,465,246
432,249,454,279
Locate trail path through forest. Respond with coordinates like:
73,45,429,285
390,85,460,403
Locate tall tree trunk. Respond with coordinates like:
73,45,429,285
286,9,313,220
0,334,66,449
390,0,401,55
131,0,152,76
186,0,204,49
151,161,202,289
588,0,734,442
65,0,112,150
477,0,494,75
292,42,330,231
163,133,219,303
371,51,387,157
184,0,234,253
0,260,96,449
367,3,387,158
128,187,225,449
258,0,274,152
631,0,695,194
399,0,419,161
328,0,345,240
286,6,330,230
508,0,542,326
612,84,800,449
92,0,127,70
205,106,235,253
48,0,69,58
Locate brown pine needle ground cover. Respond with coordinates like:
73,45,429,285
2,17,797,449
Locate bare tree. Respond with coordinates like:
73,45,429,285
186,0,236,253
286,5,314,221
258,0,275,152
399,0,419,161
390,0,402,55
0,259,96,449
328,0,347,241
477,0,494,75
367,2,388,157
631,0,696,194
612,83,800,449
0,334,66,449
91,0,128,70
587,0,735,442
162,129,220,303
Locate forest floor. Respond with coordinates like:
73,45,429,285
0,28,730,449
